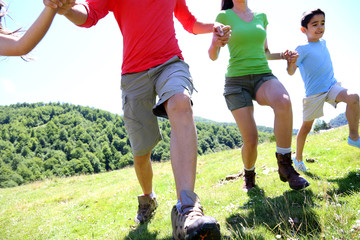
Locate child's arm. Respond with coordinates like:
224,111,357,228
286,51,299,75
0,7,57,56
208,25,231,61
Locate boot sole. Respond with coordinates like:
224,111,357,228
181,222,221,240
279,175,310,190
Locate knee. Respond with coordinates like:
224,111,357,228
274,95,292,114
242,136,258,150
347,93,359,106
166,93,193,117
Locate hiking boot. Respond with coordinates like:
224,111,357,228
134,194,158,224
276,152,310,190
171,190,221,240
243,169,256,192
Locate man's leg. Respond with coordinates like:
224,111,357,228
165,92,221,240
134,152,153,195
164,92,197,198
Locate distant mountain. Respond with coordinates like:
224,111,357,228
329,113,348,128
0,102,275,188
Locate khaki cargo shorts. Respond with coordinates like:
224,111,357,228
121,56,195,156
303,82,345,121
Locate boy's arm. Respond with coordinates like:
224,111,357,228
44,0,88,26
287,61,298,75
0,7,57,56
286,51,299,75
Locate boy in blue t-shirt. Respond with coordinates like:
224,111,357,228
287,9,360,171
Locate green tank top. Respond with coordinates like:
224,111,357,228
216,10,272,77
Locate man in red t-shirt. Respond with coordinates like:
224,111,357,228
44,0,230,239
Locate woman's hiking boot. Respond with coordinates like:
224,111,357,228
171,190,221,240
276,152,310,190
134,194,158,224
243,169,256,192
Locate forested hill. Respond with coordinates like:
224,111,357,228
0,103,274,188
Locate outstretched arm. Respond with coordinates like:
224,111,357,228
0,6,57,56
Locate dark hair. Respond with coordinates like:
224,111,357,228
221,0,233,10
301,9,325,28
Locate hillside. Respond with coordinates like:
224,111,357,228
0,102,274,188
0,125,359,239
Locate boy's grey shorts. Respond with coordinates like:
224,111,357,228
121,56,195,156
224,72,277,111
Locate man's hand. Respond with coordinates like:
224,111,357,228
44,0,76,15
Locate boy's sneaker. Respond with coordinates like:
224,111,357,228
348,137,360,148
134,194,158,224
171,190,221,240
292,156,307,172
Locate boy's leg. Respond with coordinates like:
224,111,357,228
295,120,314,162
335,89,360,141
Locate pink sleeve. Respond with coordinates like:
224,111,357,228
174,0,197,34
78,0,110,28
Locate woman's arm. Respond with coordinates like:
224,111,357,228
264,38,284,60
0,7,57,56
208,25,231,61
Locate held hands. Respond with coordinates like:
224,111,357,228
43,0,76,15
212,24,231,48
283,50,299,64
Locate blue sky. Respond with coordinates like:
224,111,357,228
1,0,360,128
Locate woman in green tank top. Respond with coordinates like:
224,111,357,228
208,0,309,192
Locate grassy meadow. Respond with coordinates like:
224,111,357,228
0,125,360,239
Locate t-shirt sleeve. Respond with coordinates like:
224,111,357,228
262,13,268,28
215,11,227,25
295,45,304,66
78,0,110,28
174,0,197,34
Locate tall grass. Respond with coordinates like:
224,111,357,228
0,125,359,239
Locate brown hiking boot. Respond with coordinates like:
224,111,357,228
134,194,158,224
243,169,256,192
276,152,310,190
171,190,221,240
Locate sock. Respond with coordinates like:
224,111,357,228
276,146,291,155
244,166,255,171
176,199,181,212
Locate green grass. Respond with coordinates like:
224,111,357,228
1,125,360,239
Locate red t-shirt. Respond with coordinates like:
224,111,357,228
79,0,197,74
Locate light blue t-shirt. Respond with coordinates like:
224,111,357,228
296,39,337,96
